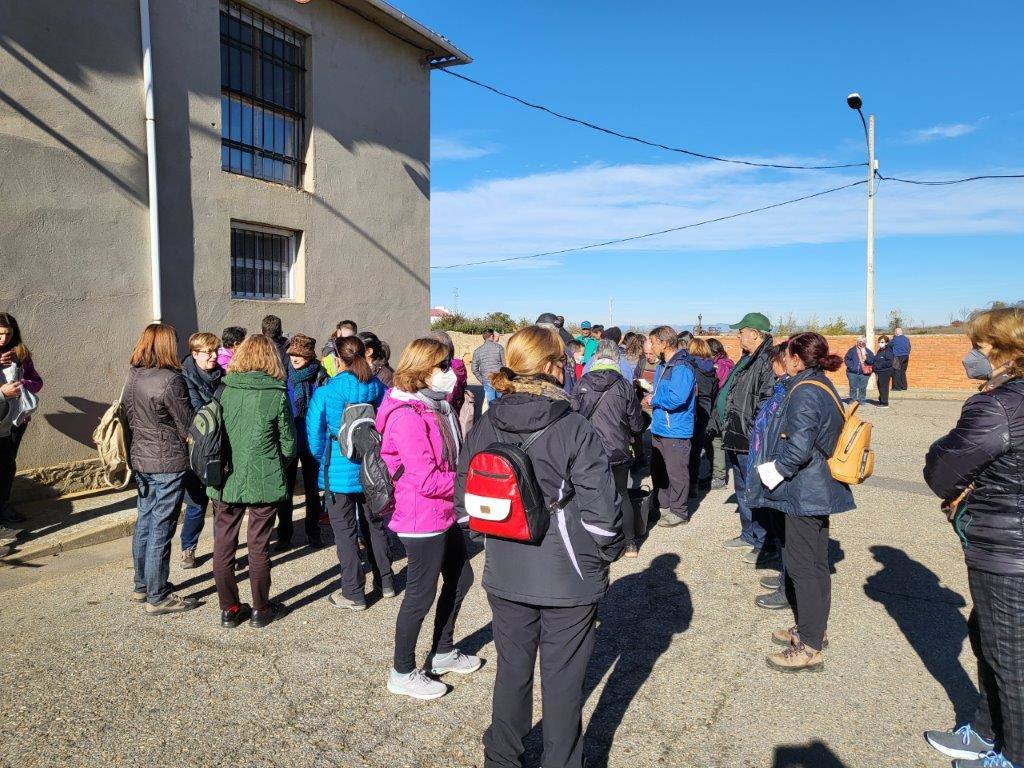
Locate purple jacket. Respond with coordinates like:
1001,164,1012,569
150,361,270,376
713,353,735,389
376,390,456,535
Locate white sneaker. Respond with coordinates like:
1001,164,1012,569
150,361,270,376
387,668,448,700
428,649,483,676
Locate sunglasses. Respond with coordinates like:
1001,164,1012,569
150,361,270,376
437,358,451,373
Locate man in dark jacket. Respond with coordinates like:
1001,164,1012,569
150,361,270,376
715,312,776,554
573,340,645,554
644,326,697,526
890,327,912,390
178,332,224,568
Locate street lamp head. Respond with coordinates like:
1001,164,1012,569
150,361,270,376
847,93,863,110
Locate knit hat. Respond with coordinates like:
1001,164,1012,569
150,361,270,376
286,333,317,359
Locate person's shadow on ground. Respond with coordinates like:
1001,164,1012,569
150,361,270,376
578,553,693,767
773,740,849,767
863,544,976,722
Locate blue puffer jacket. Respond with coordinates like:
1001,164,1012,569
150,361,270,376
306,371,385,493
650,349,697,439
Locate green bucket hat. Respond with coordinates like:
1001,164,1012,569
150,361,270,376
729,312,772,333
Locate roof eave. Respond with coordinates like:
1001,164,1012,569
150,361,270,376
328,0,472,67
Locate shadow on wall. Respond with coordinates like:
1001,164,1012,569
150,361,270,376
863,545,976,722
43,397,111,448
773,740,849,768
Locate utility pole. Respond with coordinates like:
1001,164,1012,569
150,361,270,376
608,296,613,327
452,287,459,314
865,114,876,352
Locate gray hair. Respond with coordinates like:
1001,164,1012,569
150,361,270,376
594,339,620,362
427,330,455,358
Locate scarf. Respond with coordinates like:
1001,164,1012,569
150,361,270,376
416,388,462,468
497,371,571,402
288,360,321,419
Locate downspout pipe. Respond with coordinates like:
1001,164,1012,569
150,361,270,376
139,0,162,323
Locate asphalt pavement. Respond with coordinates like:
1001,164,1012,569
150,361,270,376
0,397,977,768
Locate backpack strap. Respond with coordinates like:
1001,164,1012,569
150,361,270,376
789,379,844,416
492,410,575,510
583,386,615,421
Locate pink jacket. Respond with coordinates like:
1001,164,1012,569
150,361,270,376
713,354,735,389
217,347,234,369
375,390,455,534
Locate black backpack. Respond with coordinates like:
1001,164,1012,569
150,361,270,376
187,385,229,489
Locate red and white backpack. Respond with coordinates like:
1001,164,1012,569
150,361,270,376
464,414,574,544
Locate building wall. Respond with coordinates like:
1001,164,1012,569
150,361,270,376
0,0,431,472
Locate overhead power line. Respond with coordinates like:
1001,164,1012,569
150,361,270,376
432,179,868,270
878,172,1024,186
440,69,867,171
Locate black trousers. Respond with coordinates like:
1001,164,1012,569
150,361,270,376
393,525,473,674
278,451,322,544
611,464,636,543
484,594,598,768
0,433,16,511
783,514,831,651
968,568,1024,765
326,491,392,602
650,435,691,520
893,356,910,390
875,371,893,405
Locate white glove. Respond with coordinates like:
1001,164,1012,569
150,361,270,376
757,461,785,491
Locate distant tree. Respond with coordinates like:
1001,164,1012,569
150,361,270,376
804,314,821,333
887,308,910,332
775,312,799,336
820,316,850,335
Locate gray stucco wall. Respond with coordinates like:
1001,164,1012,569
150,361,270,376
0,0,431,474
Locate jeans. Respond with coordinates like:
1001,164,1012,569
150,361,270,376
132,471,186,605
847,372,869,404
726,450,767,549
483,384,498,403
179,471,208,552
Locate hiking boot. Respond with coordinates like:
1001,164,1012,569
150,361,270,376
180,547,197,569
954,753,1018,768
767,642,823,673
624,542,639,558
250,601,287,628
657,511,688,527
772,625,829,648
724,536,753,551
755,589,791,610
220,603,252,629
710,478,728,490
145,593,199,616
760,573,783,590
328,589,367,611
379,574,397,599
387,668,449,701
428,649,483,676
132,582,175,603
925,724,998,761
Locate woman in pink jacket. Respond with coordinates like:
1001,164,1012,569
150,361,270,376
376,338,480,701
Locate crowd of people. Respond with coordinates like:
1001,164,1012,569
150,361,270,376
2,302,1021,768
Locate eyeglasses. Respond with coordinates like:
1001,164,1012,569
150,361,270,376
196,349,217,357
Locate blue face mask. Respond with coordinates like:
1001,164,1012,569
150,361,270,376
963,348,993,381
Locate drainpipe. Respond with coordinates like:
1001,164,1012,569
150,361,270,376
139,0,162,323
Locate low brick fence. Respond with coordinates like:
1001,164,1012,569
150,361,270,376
451,331,974,390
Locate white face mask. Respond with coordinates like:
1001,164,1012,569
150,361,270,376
429,368,458,394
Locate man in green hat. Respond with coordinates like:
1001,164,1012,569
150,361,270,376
713,312,777,563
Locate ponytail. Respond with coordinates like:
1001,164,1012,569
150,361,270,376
336,336,373,383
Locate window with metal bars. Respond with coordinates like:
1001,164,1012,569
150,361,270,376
230,224,297,300
220,1,306,186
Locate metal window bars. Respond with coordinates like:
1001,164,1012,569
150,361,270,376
220,1,306,186
230,226,295,300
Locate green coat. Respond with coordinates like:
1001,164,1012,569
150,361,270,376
209,371,297,505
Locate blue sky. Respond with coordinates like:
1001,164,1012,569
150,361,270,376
401,1,1024,327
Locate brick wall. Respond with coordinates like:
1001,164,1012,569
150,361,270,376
451,331,974,390
703,334,974,390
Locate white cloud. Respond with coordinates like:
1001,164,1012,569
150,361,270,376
431,160,1024,268
904,119,986,143
431,136,497,161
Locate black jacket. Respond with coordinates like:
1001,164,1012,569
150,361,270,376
755,369,855,516
873,346,896,373
122,367,193,474
924,378,1024,576
455,392,623,607
571,368,644,466
719,335,776,453
181,356,224,410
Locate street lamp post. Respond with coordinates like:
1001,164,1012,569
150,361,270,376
848,93,877,353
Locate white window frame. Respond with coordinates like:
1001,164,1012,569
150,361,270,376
230,222,298,301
